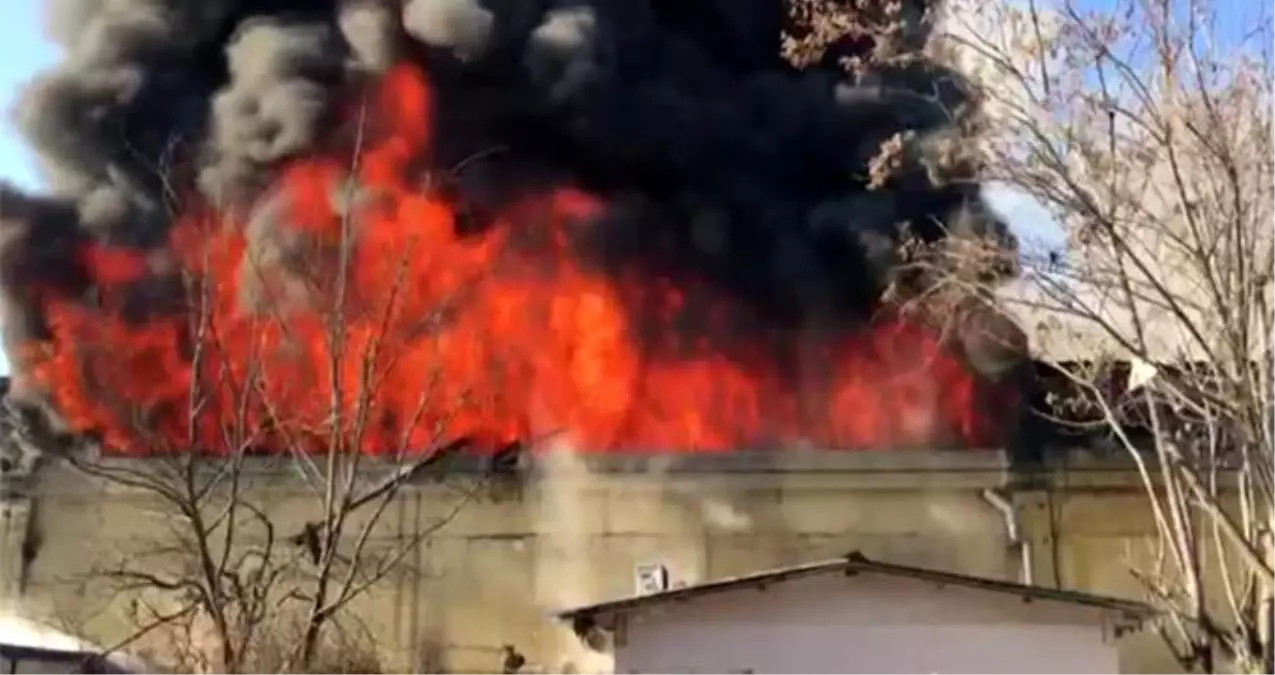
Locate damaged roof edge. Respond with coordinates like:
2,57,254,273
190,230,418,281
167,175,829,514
553,551,1158,632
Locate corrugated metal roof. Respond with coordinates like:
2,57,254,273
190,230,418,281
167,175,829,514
555,551,1156,626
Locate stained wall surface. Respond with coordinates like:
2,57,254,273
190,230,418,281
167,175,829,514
0,449,1187,673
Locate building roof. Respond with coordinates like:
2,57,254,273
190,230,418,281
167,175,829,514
0,615,117,670
0,614,96,654
555,552,1157,630
0,614,146,673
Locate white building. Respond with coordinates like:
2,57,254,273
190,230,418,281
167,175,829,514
556,553,1153,674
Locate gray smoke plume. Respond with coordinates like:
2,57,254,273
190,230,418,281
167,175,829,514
0,0,1020,418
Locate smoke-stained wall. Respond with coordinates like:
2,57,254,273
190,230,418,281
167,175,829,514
3,448,1018,672
0,447,1194,674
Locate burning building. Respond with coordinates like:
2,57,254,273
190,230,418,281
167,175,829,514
0,0,1025,458
0,2,1114,671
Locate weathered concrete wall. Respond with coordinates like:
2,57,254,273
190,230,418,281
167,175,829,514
3,449,1017,672
1013,455,1250,675
0,448,1200,673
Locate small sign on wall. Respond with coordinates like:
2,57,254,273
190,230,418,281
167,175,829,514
634,563,670,596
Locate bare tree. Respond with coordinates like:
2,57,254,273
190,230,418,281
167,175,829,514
20,102,487,672
932,0,1273,670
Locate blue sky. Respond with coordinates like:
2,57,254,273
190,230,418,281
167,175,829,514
0,3,60,375
0,4,58,191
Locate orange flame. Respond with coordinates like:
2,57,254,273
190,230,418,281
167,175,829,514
23,64,1011,455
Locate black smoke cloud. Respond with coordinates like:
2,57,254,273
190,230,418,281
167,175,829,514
0,0,1020,402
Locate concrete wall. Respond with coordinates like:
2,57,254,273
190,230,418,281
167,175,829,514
0,448,1193,673
1012,455,1250,675
2,449,1018,672
613,571,1122,674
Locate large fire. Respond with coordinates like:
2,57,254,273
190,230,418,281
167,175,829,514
22,65,1009,455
